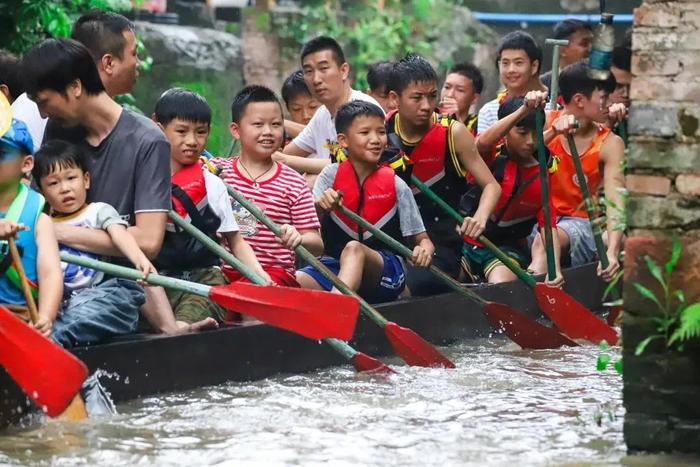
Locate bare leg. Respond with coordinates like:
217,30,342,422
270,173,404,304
337,241,385,294
528,228,570,275
296,270,326,290
140,286,217,335
485,265,518,284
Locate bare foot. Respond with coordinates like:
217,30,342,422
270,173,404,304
174,317,219,334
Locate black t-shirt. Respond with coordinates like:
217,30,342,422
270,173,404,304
43,109,171,225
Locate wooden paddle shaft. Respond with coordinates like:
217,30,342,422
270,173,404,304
336,205,488,306
8,237,39,324
410,175,537,287
564,134,609,269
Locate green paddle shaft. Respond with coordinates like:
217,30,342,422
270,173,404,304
335,205,487,307
618,120,628,148
168,210,264,285
224,185,389,328
544,38,569,108
410,175,537,287
535,109,557,281
564,134,609,268
60,252,211,296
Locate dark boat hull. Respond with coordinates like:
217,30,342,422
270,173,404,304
0,263,607,429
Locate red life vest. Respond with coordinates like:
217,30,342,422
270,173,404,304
322,161,402,259
386,111,471,250
155,162,222,271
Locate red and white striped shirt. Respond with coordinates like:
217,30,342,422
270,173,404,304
211,157,320,274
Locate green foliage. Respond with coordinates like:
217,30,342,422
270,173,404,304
1,0,130,54
596,340,622,374
274,0,465,89
633,237,700,356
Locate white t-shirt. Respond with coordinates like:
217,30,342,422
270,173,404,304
202,169,239,233
11,93,47,151
54,202,127,295
476,98,500,135
292,90,383,160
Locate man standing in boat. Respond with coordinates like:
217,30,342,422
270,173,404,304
385,54,501,295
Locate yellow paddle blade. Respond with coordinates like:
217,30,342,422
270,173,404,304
0,92,12,138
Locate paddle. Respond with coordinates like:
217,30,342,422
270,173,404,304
334,204,577,350
221,186,453,368
60,253,356,342
0,239,88,418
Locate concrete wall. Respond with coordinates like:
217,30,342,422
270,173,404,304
623,0,700,454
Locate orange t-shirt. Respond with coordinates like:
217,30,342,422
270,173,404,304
546,113,611,218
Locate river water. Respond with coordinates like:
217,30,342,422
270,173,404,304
0,339,691,466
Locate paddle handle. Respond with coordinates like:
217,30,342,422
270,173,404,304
222,185,362,358
8,237,39,324
224,185,388,328
60,252,211,297
535,109,557,281
168,210,265,286
336,205,487,306
564,134,609,268
545,38,569,108
410,175,537,287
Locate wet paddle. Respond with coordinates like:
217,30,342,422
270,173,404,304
0,239,88,418
59,253,356,342
221,187,453,368
335,204,576,349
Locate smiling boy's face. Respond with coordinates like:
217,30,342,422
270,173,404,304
162,118,210,170
230,101,284,159
337,114,387,165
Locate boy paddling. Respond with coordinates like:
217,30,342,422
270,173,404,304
153,88,270,324
385,54,500,295
212,86,324,287
0,118,63,336
297,101,434,302
531,61,625,281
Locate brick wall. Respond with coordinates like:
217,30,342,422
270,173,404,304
624,0,700,454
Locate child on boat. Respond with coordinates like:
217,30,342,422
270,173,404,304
465,92,564,286
0,117,62,337
385,53,500,295
211,85,323,287
530,61,625,281
366,60,396,114
281,69,321,127
32,139,152,347
153,88,270,323
296,101,434,302
440,62,483,137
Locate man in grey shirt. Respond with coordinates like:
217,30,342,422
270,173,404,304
23,38,201,335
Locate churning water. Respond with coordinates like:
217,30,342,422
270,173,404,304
0,339,689,466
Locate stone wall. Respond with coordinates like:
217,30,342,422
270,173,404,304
624,0,700,454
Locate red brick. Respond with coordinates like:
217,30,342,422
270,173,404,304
676,174,700,195
627,175,672,196
632,52,681,77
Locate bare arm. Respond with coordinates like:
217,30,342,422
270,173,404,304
105,223,157,275
407,232,435,267
54,211,167,259
224,231,271,284
453,121,501,238
284,120,306,139
35,213,62,334
282,141,312,158
273,152,331,175
300,229,324,257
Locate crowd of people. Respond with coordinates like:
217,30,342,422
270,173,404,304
0,10,630,348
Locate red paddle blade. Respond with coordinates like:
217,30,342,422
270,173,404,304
209,282,359,341
351,351,396,374
0,306,88,417
483,301,578,349
606,305,623,327
534,283,619,345
384,322,455,368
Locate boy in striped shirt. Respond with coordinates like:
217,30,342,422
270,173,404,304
212,86,323,287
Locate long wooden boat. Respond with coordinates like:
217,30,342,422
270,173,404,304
0,263,608,430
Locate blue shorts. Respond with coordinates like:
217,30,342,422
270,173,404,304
298,251,406,304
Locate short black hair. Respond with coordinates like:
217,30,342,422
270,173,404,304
230,85,282,123
553,19,593,41
0,50,23,101
559,61,616,104
366,61,394,93
72,9,134,62
154,88,212,126
33,140,89,185
498,96,536,130
388,53,437,95
281,70,311,106
612,45,631,72
497,31,543,74
446,62,484,94
335,100,385,135
300,36,346,67
22,38,105,97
